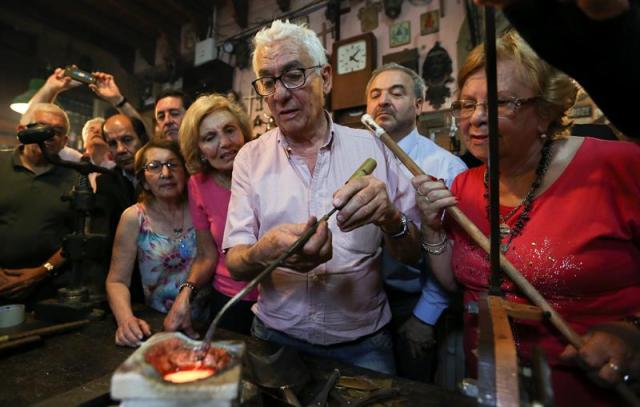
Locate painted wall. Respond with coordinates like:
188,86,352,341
215,0,466,139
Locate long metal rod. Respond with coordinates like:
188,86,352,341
196,158,378,356
484,7,502,297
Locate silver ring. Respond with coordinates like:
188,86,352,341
608,361,621,372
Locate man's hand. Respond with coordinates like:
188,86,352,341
332,175,398,233
164,290,198,339
398,315,436,359
46,67,82,94
0,266,48,297
115,315,152,347
90,72,124,106
253,217,332,272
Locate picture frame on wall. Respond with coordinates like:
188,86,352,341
420,10,439,35
389,21,411,48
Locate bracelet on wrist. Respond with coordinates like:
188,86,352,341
114,96,127,108
178,281,198,300
421,233,447,247
421,235,448,256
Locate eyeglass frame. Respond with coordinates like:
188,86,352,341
143,160,183,173
251,65,323,96
449,96,539,119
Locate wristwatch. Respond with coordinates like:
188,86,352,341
385,212,409,239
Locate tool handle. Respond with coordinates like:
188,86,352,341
0,335,41,351
0,319,89,343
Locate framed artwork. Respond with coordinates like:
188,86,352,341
389,21,411,48
420,10,439,35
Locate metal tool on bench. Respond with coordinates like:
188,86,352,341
308,369,400,407
248,347,311,407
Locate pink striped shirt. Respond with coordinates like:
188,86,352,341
223,116,418,345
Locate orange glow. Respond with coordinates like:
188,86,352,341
163,368,214,383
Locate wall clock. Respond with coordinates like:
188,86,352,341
331,32,377,112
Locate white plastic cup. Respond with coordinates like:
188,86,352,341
0,304,25,328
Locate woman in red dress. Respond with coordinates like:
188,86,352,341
414,31,640,406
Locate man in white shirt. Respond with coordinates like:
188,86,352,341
366,63,467,381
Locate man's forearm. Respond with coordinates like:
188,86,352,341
226,244,269,281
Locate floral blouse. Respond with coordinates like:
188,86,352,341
135,204,197,314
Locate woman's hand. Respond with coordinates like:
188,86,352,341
115,316,152,347
411,176,457,235
163,290,198,338
560,321,640,385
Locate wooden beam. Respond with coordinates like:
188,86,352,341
1,2,137,70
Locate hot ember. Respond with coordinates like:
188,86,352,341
144,338,231,383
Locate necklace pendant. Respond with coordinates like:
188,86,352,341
178,239,192,259
173,227,183,235
500,243,510,253
499,223,511,237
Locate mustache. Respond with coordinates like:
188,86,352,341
374,108,395,117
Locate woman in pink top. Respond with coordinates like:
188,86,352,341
164,94,258,335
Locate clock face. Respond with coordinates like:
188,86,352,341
336,40,367,75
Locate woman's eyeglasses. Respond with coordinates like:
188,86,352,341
144,160,182,173
450,96,538,119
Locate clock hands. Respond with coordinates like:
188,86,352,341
349,48,361,62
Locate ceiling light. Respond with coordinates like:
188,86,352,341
10,78,45,114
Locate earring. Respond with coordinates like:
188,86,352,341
200,154,207,163
540,133,548,140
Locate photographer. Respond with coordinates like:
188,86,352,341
0,103,77,301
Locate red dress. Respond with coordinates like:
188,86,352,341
449,138,640,406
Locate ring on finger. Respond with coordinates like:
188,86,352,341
608,361,621,373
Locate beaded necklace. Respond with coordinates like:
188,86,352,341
483,140,553,253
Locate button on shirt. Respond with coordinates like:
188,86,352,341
382,129,467,325
223,115,419,345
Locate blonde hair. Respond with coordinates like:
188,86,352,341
178,94,252,174
457,30,577,139
252,19,328,75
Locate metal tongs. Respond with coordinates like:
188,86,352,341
194,158,378,359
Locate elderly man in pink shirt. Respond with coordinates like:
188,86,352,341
223,20,422,374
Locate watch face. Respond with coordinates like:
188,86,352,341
337,40,367,75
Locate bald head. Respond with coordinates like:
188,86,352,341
103,114,144,172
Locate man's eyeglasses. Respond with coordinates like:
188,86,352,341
252,65,322,96
144,160,182,173
450,96,538,119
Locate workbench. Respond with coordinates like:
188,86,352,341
0,307,474,406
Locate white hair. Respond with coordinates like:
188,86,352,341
81,117,105,144
252,19,328,74
20,103,70,136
